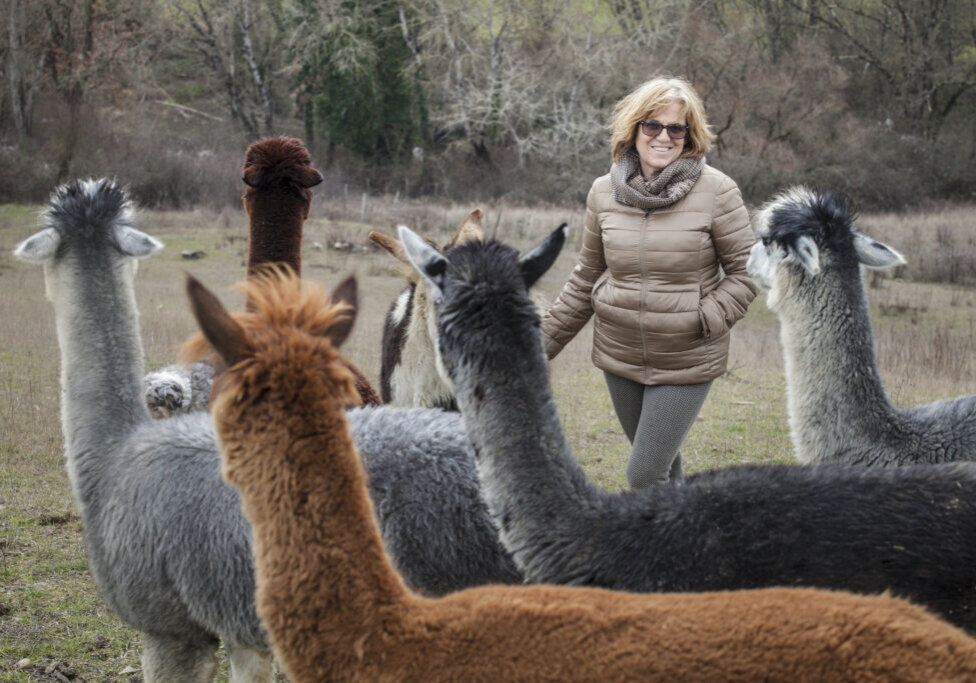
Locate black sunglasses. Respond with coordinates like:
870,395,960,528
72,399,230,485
638,120,690,140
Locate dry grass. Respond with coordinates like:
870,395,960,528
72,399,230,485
0,196,974,680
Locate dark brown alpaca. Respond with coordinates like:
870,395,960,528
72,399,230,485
241,135,322,279
188,267,976,683
241,135,379,406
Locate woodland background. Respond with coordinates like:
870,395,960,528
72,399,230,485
2,0,976,212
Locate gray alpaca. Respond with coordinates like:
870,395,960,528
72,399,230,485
144,361,215,418
398,222,976,635
747,187,976,465
15,180,518,681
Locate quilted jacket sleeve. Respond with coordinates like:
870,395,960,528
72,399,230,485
540,182,607,359
698,174,759,339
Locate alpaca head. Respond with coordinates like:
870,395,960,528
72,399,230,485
369,208,485,285
185,267,359,477
241,136,323,218
747,187,906,310
397,223,567,381
369,209,485,403
14,179,162,298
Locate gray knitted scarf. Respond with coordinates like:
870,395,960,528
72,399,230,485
610,149,705,210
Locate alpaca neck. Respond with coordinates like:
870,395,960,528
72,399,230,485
48,257,147,500
778,271,898,461
245,197,304,278
220,385,410,665
450,299,601,572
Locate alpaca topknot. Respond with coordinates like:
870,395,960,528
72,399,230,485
182,265,359,404
44,177,134,238
242,135,320,189
757,186,857,251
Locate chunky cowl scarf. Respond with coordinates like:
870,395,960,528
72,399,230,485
610,149,705,210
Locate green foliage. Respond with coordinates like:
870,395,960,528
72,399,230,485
296,0,428,159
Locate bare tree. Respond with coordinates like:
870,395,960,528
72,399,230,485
1,0,47,138
169,0,278,137
747,0,976,138
38,0,146,178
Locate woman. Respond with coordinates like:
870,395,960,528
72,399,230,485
541,76,757,489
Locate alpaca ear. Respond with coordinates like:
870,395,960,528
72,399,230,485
300,167,324,188
788,235,821,276
451,208,484,247
519,224,567,289
186,274,250,368
114,226,164,258
398,224,448,295
368,231,410,264
241,168,262,188
853,231,906,269
13,228,61,262
327,274,358,348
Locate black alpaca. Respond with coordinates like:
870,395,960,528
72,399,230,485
399,223,976,635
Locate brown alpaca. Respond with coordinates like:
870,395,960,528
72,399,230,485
188,269,976,683
236,135,380,406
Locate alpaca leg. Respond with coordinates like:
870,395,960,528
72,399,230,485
141,634,219,682
226,644,274,683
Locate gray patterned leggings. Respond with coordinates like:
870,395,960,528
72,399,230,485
603,372,713,489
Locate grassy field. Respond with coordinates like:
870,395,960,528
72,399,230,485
0,195,974,681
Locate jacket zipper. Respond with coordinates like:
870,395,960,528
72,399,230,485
639,209,650,381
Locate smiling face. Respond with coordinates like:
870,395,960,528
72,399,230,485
635,101,687,178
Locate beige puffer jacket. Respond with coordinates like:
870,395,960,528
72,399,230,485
541,165,758,385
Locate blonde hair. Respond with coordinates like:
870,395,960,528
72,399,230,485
610,76,715,162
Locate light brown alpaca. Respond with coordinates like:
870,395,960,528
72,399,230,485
188,268,976,683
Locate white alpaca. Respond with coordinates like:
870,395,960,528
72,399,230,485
747,186,976,465
368,208,484,409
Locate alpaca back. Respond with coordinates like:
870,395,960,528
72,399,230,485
88,412,266,647
349,406,520,591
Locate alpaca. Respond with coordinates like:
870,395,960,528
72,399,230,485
368,208,484,408
15,180,517,679
144,135,380,417
398,223,976,635
143,361,215,418
14,179,273,681
55,176,516,593
190,267,976,683
746,187,976,465
173,266,521,594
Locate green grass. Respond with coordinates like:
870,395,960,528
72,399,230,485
0,199,974,680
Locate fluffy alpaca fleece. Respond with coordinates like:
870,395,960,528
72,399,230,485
14,179,272,682
192,267,976,683
399,223,976,635
368,208,484,409
747,186,976,465
144,135,380,416
12,180,515,681
178,266,520,594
